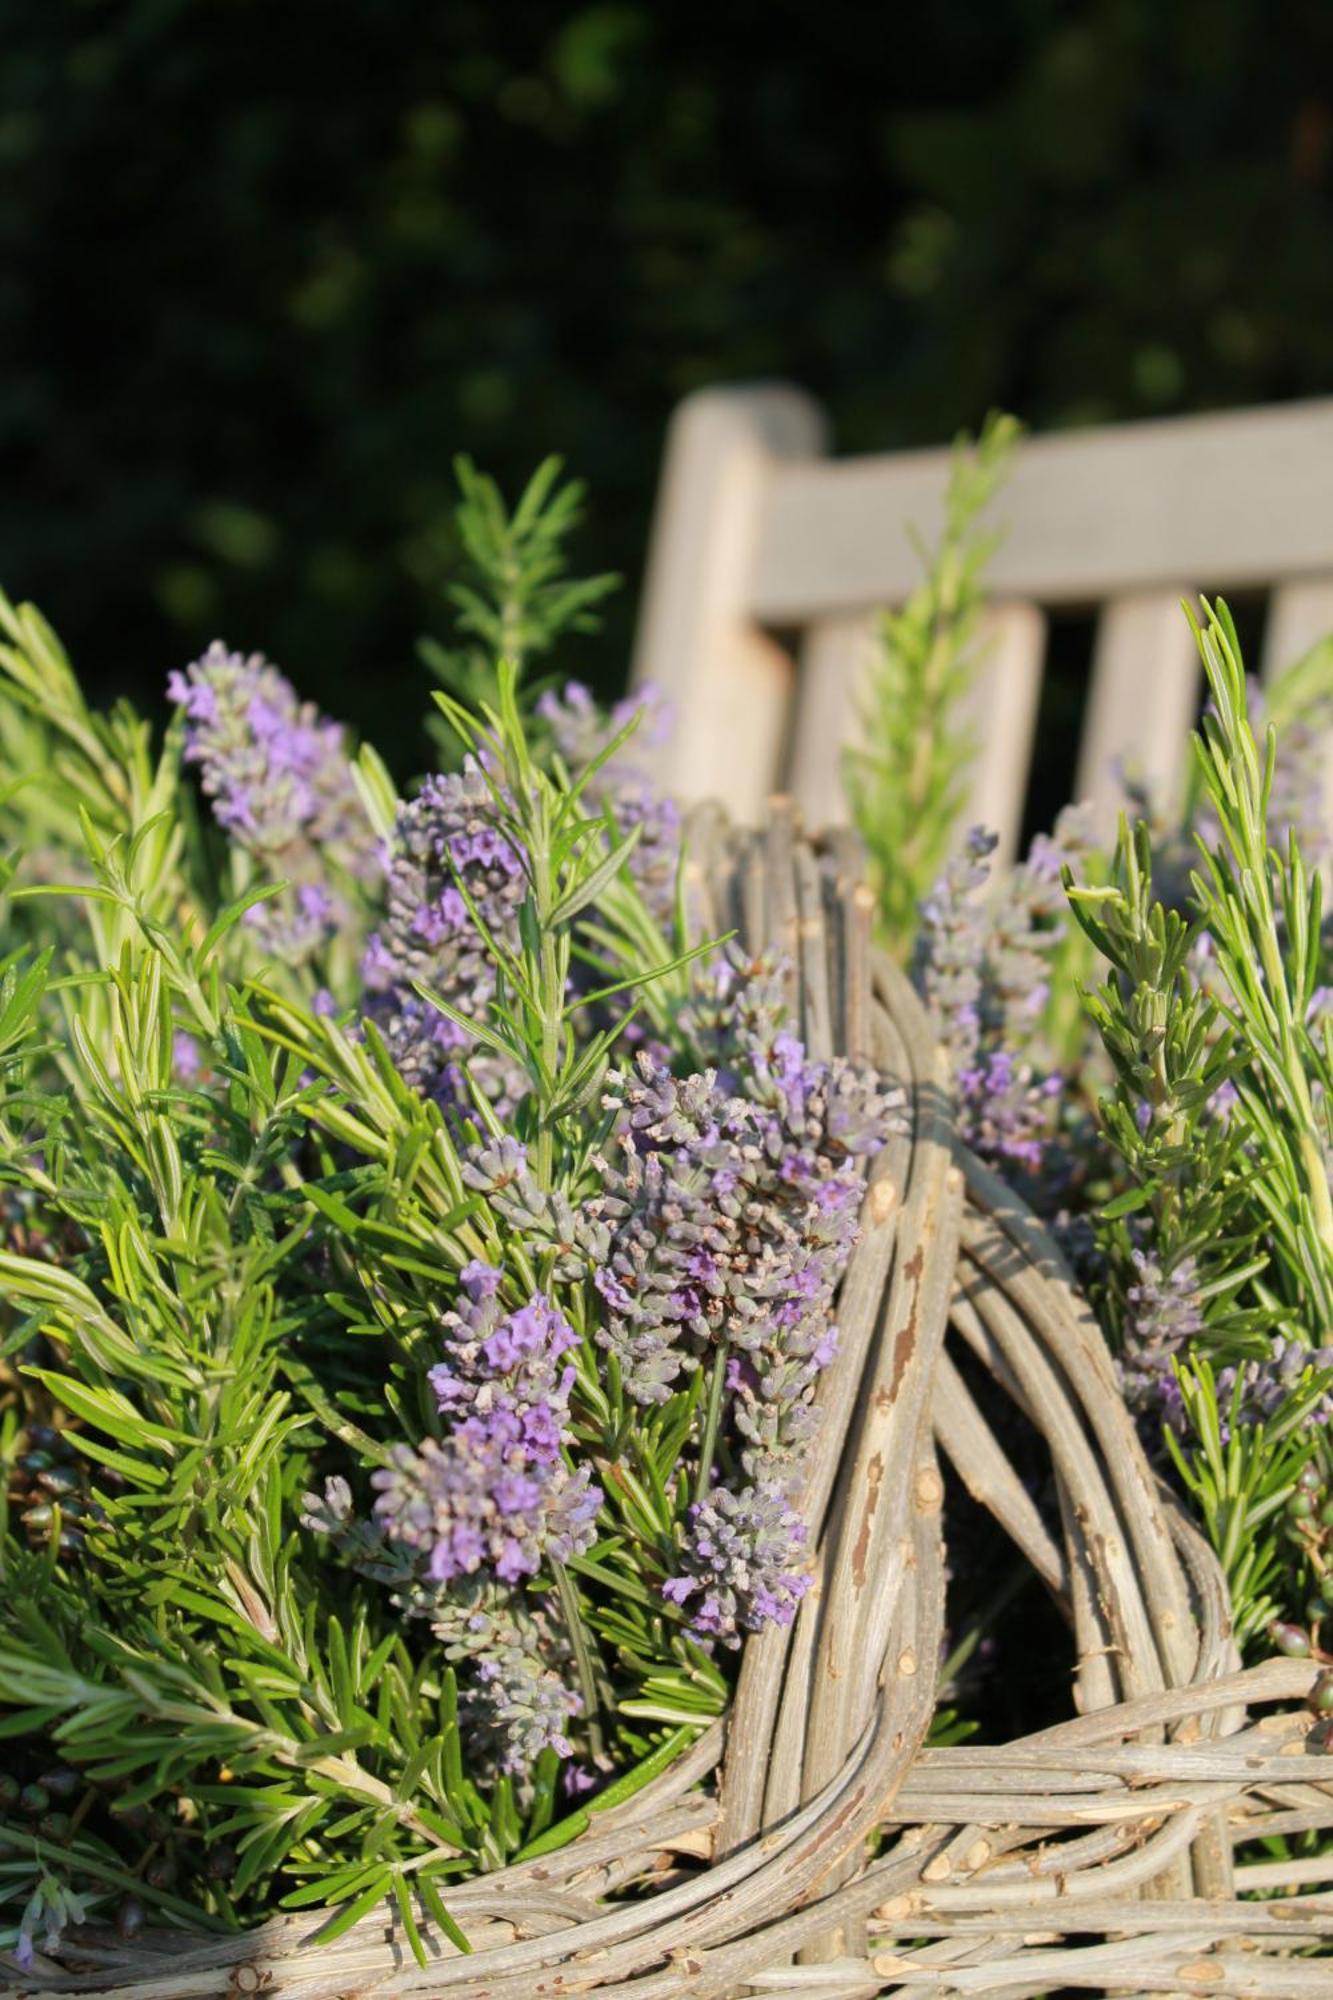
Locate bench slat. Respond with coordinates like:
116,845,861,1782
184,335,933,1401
632,386,825,821
752,402,1333,624
960,603,1047,866
788,611,877,833
633,387,1333,843
1075,592,1202,835
1263,578,1333,682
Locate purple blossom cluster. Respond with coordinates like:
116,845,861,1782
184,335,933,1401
443,1589,583,1771
913,808,1093,1181
359,683,685,1113
675,947,789,1082
168,642,373,960
592,1022,897,1495
1216,1335,1333,1437
913,826,993,1072
360,764,528,1111
1113,1258,1333,1447
662,1482,812,1646
537,681,681,926
441,957,896,1649
300,1478,582,1772
955,1049,1063,1175
305,1264,600,1772
460,1137,598,1286
1116,1249,1205,1430
372,1261,600,1585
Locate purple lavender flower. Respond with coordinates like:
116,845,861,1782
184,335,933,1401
984,806,1094,1031
663,1481,812,1645
303,1472,586,1773
592,975,901,1478
362,684,684,1107
169,643,365,852
913,807,1094,1189
459,1136,608,1284
372,1267,600,1585
434,1583,583,1772
1117,1250,1205,1427
954,1049,1063,1173
676,946,789,1085
428,1268,580,1468
360,763,528,1110
913,827,994,1071
538,681,673,769
1216,1335,1333,1437
169,641,374,961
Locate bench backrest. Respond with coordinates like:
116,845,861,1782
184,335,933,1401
630,387,1333,860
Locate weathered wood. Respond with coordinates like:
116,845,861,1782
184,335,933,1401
631,386,826,825
788,610,878,833
636,388,1333,863
1074,590,1202,834
1262,575,1333,681
790,603,1046,869
752,400,1333,623
959,601,1047,865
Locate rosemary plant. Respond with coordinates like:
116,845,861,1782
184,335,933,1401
1063,599,1333,1652
844,410,1021,957
420,455,619,726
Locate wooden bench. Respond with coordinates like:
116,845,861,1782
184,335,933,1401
630,388,1333,860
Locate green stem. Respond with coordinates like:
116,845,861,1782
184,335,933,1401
534,924,562,1188
552,1560,605,1764
694,1343,729,1507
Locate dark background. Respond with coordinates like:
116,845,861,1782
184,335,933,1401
4,0,1333,773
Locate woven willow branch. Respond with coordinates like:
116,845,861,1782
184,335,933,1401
14,807,1333,2000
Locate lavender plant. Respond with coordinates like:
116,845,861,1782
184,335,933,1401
0,587,894,1972
912,808,1099,1205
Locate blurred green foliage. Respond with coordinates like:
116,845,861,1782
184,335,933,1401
2,1,1332,772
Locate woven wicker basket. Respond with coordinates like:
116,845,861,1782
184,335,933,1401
13,808,1333,2000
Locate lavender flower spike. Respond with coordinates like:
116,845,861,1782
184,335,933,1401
1117,1249,1205,1428
371,1267,601,1585
663,1481,812,1646
169,642,370,866
168,640,374,960
537,680,681,925
360,763,528,1110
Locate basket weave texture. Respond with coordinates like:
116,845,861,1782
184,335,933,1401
14,808,1333,2000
